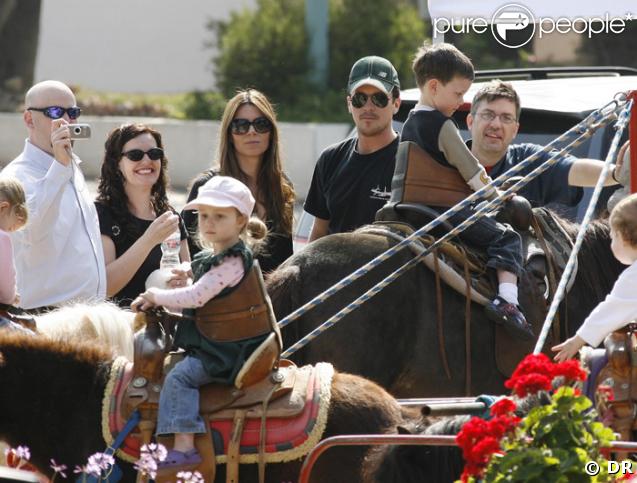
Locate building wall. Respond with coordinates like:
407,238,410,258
35,0,256,93
0,113,350,198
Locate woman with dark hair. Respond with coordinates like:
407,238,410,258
95,123,190,307
183,89,295,273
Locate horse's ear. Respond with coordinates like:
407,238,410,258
397,425,413,435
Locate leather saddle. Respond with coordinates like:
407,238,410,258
121,261,294,482
590,323,637,441
374,139,576,307
0,303,37,332
122,309,299,483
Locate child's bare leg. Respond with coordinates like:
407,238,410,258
173,433,195,452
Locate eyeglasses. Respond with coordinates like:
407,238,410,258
476,110,517,125
27,106,82,120
121,148,164,161
350,92,390,109
230,117,273,135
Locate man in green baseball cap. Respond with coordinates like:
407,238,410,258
347,55,401,96
304,56,401,240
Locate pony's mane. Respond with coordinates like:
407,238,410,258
35,301,135,360
0,331,111,366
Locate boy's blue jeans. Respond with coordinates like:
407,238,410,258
156,355,216,435
438,203,523,276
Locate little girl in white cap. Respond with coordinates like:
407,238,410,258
132,175,267,470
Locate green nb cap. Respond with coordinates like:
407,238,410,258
347,56,400,95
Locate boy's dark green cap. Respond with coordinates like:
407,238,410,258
347,56,400,95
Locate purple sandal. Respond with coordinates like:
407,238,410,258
157,448,202,471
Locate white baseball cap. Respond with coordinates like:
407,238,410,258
183,176,255,218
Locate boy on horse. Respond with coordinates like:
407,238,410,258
399,42,533,340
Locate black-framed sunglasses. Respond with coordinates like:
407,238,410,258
121,148,164,162
230,117,273,135
350,92,390,109
27,106,82,120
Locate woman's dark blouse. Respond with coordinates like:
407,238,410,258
182,170,293,273
95,202,187,308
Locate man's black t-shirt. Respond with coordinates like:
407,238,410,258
304,136,398,234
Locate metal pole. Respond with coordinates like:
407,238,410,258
298,434,637,483
305,0,329,89
277,106,614,331
533,99,633,354
281,108,617,358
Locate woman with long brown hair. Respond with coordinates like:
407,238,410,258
96,123,190,307
183,89,295,273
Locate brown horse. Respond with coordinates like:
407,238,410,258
268,214,624,397
0,332,415,483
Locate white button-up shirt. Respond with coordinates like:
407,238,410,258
2,140,106,309
577,260,637,347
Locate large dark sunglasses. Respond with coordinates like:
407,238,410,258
121,148,164,162
230,117,273,135
350,92,390,109
27,106,82,120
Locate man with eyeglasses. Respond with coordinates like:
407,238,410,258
305,56,401,240
1,80,106,311
466,80,621,210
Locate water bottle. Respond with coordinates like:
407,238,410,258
160,230,181,269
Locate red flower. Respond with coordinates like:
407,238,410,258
507,373,553,398
490,397,516,417
456,413,520,481
487,415,521,439
552,359,587,382
506,353,553,382
470,436,502,464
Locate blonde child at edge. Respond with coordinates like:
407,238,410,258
552,193,637,362
131,176,267,470
0,176,28,308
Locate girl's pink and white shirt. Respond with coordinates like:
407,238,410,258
0,229,17,304
152,255,244,309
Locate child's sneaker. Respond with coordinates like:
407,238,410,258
485,296,534,341
157,448,202,472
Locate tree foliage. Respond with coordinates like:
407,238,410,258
210,0,309,103
328,0,426,91
209,0,427,110
0,0,41,111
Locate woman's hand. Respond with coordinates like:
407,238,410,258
143,212,180,246
551,335,586,363
131,289,159,312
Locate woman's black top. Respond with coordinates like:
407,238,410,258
95,202,187,308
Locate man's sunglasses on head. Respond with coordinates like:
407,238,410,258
350,92,390,109
27,106,82,120
122,148,164,162
230,117,273,135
